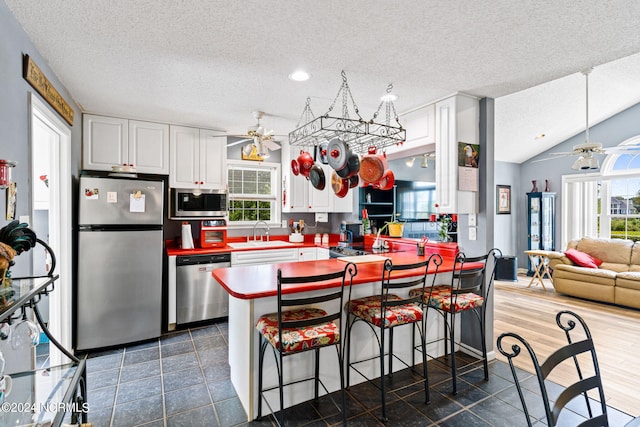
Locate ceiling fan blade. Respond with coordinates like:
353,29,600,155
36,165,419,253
227,138,251,147
603,146,640,154
262,139,281,151
530,154,573,163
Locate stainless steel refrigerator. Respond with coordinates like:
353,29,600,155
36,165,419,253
76,174,164,350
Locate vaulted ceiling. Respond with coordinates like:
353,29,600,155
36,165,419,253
6,0,640,163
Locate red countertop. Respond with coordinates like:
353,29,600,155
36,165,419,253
165,234,339,256
213,250,480,300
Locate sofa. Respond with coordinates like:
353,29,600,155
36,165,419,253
547,236,640,309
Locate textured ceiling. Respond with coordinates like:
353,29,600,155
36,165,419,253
5,0,640,163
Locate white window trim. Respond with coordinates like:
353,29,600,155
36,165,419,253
562,135,640,247
227,159,281,228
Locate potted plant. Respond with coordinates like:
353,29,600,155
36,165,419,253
438,215,452,242
373,215,405,248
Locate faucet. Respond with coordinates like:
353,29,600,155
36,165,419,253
252,221,270,242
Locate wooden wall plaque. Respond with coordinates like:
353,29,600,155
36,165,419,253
23,54,74,126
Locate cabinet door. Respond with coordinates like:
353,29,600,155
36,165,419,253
282,145,309,212
309,164,332,212
434,97,456,213
83,115,128,171
169,125,200,188
333,182,355,213
129,120,169,174
298,247,317,261
199,129,227,190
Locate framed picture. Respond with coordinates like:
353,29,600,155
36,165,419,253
497,185,511,214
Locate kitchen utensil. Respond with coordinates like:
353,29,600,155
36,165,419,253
359,146,385,183
291,159,300,176
297,150,314,178
309,163,326,190
317,142,329,165
331,170,350,198
336,151,360,178
348,174,360,188
0,374,12,404
327,138,349,171
378,168,395,191
0,322,10,341
11,319,40,350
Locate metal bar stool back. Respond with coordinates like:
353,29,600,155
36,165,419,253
416,248,502,395
497,310,610,427
346,254,442,423
256,262,357,426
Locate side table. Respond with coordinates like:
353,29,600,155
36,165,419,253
524,250,553,290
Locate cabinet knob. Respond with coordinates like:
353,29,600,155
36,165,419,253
200,181,204,185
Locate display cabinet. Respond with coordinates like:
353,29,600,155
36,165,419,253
527,192,556,274
359,186,396,232
0,274,88,426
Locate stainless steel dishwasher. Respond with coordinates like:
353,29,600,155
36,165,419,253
176,253,231,325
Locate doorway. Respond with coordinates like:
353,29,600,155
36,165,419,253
29,94,72,366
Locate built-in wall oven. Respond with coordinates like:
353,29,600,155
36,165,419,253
176,253,231,325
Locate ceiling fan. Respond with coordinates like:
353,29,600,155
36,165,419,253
533,69,640,170
227,111,282,158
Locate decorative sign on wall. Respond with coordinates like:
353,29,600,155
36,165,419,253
22,54,74,126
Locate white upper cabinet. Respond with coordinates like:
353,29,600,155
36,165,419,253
128,120,169,173
384,103,435,156
169,125,227,190
83,114,169,174
434,94,479,214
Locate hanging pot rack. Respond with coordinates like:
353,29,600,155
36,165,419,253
288,71,406,155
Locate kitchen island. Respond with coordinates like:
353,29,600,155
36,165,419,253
213,245,491,421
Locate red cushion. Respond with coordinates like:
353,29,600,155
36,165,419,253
565,248,602,269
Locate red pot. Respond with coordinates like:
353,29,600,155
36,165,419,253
359,146,386,183
297,150,314,178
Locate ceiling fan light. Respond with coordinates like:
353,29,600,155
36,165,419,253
257,141,270,159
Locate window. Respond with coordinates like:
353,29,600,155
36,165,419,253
227,161,280,225
562,136,640,246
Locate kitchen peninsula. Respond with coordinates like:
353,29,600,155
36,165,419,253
212,241,488,421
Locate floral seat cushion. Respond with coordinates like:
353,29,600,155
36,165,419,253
409,285,484,313
346,294,423,328
256,307,339,353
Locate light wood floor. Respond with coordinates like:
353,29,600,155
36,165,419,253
493,276,640,417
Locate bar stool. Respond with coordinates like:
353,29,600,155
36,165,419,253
256,262,357,426
345,254,442,422
410,248,501,395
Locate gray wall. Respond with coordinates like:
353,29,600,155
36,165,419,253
518,101,640,266
0,1,82,374
494,161,520,257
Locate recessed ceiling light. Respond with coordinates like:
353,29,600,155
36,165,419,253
289,70,311,82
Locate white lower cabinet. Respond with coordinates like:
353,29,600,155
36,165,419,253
316,247,330,260
231,248,299,266
297,247,317,261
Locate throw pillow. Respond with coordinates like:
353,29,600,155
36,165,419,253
564,248,602,269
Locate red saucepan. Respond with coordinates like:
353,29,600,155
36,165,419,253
297,150,314,178
331,170,349,198
378,169,395,191
291,159,300,176
359,146,386,183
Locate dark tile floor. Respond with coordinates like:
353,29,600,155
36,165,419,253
72,321,637,427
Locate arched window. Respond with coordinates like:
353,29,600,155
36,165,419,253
562,136,640,247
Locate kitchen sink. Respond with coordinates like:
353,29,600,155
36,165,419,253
227,240,296,249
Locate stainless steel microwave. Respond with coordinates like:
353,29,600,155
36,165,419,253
169,188,228,219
